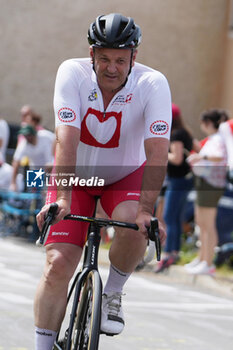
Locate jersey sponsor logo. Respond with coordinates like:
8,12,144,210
126,93,133,103
150,120,169,135
112,93,133,105
80,108,122,148
127,192,140,197
51,231,70,236
112,95,125,105
58,107,76,123
88,89,98,101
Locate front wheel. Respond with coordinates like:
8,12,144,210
69,270,102,350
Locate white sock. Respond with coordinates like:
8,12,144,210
103,264,131,294
35,327,57,350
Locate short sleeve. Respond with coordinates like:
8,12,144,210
53,60,81,129
13,140,27,162
143,72,172,140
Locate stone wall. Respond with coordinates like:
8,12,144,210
221,35,233,116
0,0,231,137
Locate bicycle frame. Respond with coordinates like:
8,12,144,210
54,221,103,350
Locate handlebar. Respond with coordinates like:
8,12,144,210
147,217,161,261
36,202,161,261
36,203,58,247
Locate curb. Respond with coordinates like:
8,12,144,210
98,247,233,299
149,265,233,299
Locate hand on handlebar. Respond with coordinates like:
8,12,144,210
135,212,166,243
36,199,71,232
136,211,166,261
135,211,152,238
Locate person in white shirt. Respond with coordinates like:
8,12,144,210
10,124,55,191
0,118,10,162
0,151,24,191
186,109,228,275
219,116,233,182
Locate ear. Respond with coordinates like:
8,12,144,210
131,49,138,67
89,47,94,63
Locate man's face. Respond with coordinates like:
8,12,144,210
90,47,137,93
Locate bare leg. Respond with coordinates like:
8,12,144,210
195,205,204,261
34,243,83,331
195,206,218,266
109,201,147,272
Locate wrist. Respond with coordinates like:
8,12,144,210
137,204,153,216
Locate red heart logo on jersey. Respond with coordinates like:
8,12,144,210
80,108,122,148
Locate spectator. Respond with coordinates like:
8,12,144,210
17,105,34,145
10,124,55,191
25,112,45,131
20,104,34,124
155,104,194,272
186,109,228,275
0,151,24,191
18,106,46,145
219,113,233,183
0,118,10,162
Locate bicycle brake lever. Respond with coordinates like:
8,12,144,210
36,203,58,246
147,218,161,261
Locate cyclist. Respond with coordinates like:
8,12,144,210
35,13,171,350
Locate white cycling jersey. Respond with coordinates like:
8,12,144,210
54,58,172,184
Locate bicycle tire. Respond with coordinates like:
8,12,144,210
68,270,102,350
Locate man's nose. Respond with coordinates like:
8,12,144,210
106,62,117,73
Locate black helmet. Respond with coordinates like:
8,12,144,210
88,13,141,49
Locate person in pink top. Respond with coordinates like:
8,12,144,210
219,114,233,183
186,109,228,275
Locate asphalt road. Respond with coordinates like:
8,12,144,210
0,237,233,350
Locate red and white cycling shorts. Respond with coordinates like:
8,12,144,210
45,164,144,247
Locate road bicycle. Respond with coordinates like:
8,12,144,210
37,200,161,350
